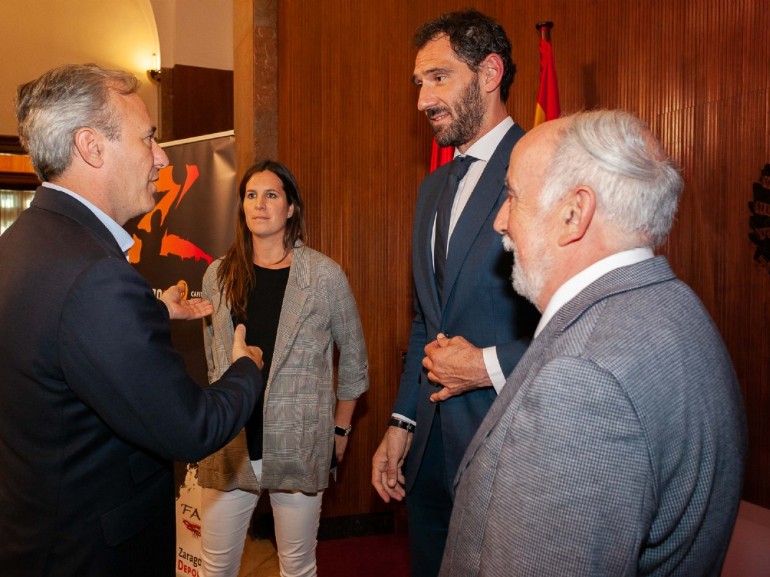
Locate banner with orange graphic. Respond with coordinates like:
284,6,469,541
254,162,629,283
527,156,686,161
125,131,237,384
124,131,237,577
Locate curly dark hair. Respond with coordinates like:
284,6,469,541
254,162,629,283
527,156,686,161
414,9,516,102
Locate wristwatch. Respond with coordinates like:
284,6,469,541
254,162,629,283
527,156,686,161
334,424,352,437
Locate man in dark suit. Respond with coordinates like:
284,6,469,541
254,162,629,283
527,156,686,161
440,110,748,576
0,64,264,577
371,10,537,577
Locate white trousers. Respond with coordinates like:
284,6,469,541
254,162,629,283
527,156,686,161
201,460,323,577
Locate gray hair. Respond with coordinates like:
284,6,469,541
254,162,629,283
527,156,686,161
540,110,683,248
16,64,139,181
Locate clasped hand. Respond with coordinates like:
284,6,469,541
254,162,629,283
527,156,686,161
422,333,491,402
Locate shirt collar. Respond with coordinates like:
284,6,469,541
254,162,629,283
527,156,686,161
44,182,135,257
456,116,515,162
535,247,655,337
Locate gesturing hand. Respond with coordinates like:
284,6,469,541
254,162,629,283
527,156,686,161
160,282,214,320
231,324,264,370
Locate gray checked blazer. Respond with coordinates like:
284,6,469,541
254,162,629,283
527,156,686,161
440,256,747,577
198,244,369,494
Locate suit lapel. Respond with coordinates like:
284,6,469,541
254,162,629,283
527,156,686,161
442,125,524,310
210,261,236,362
414,165,451,322
454,256,677,487
270,245,310,382
458,312,563,476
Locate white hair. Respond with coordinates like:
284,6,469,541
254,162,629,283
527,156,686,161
539,110,683,248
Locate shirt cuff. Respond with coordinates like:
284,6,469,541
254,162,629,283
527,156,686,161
391,413,417,426
483,346,506,394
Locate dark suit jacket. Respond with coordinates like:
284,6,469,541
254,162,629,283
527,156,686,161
393,124,538,491
0,187,261,576
441,257,748,576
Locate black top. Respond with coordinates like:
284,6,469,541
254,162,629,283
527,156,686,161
234,263,290,460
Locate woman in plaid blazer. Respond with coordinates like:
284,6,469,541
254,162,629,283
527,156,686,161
198,160,369,577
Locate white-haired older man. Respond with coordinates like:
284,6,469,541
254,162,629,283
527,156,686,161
439,110,747,577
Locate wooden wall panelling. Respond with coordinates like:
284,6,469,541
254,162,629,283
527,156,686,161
278,1,417,519
244,0,770,519
158,67,174,142
0,139,40,190
171,64,234,141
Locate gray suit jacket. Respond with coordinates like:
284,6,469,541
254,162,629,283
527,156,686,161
198,244,369,494
440,256,747,576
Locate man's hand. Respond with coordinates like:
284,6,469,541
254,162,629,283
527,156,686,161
231,324,263,370
160,283,214,320
371,426,412,502
423,333,491,402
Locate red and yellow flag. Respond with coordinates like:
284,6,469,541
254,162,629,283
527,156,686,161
430,139,454,172
534,26,561,127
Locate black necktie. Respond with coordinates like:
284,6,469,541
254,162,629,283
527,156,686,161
434,155,477,300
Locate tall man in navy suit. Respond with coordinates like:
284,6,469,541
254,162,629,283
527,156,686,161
0,64,263,577
371,10,537,577
440,110,747,576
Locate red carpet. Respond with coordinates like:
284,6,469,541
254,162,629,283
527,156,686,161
317,533,411,577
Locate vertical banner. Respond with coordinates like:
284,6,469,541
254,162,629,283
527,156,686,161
124,131,238,577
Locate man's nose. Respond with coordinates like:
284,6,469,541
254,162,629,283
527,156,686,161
153,141,169,167
493,198,510,234
417,85,437,112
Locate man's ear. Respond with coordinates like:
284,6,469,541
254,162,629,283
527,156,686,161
73,127,104,168
480,53,504,94
557,186,595,246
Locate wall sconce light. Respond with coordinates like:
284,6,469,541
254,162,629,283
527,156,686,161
147,69,162,84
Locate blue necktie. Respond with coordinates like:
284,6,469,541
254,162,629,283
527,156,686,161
434,155,477,300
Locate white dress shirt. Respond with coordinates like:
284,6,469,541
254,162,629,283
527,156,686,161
535,247,656,338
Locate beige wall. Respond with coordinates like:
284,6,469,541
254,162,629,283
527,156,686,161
0,0,233,136
151,0,233,69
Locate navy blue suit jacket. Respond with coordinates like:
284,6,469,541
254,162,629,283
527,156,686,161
0,187,261,576
393,125,538,491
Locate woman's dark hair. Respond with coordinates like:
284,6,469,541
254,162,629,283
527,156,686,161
414,9,516,102
216,160,307,318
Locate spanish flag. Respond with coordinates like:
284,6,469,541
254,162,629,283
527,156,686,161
534,22,561,127
430,139,454,172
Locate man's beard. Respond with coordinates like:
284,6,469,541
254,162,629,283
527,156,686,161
502,234,550,311
428,76,485,148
